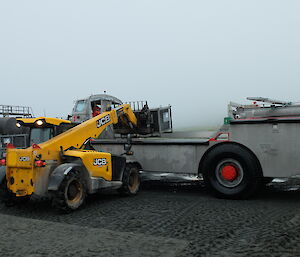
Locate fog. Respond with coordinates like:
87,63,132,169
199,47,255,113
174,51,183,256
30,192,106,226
1,0,300,129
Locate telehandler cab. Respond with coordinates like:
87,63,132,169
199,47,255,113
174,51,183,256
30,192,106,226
0,117,76,158
0,104,140,212
15,117,77,146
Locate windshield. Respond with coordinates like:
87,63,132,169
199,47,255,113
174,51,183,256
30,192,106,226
30,128,53,145
74,100,86,112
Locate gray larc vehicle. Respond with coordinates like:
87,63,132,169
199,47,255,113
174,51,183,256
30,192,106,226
93,97,300,199
71,94,173,138
71,94,123,123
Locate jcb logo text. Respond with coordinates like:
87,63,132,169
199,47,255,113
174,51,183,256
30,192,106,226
93,158,107,167
97,115,110,128
19,157,30,162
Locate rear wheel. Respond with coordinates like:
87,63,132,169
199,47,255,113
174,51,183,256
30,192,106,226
118,164,140,196
0,178,9,199
52,169,86,212
0,178,30,206
263,177,274,185
202,144,262,199
0,178,15,206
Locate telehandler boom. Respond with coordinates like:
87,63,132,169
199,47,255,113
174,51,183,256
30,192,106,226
0,104,139,211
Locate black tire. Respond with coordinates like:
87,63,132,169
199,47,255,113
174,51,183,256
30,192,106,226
0,178,30,206
118,164,140,196
202,144,262,199
263,177,274,185
0,178,9,199
52,169,86,212
0,178,14,206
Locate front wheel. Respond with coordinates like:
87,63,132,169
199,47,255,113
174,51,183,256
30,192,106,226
118,164,140,196
52,169,86,212
202,144,262,199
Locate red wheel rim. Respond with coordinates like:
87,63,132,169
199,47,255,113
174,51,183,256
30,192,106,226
221,165,238,181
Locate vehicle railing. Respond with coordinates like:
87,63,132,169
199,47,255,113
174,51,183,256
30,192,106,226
0,105,34,117
124,101,148,111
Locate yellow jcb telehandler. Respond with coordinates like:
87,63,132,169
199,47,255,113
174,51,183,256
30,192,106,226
0,104,140,212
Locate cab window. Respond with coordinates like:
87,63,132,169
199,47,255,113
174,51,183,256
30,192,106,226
74,100,86,112
30,128,53,145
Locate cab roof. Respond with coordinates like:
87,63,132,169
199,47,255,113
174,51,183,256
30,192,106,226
76,94,123,104
17,117,71,126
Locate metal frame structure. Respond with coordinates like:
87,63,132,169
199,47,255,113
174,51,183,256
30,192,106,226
0,105,34,118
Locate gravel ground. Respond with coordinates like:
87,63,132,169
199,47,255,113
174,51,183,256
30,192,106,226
0,214,187,257
0,180,300,257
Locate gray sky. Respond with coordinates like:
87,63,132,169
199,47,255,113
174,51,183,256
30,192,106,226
1,0,300,129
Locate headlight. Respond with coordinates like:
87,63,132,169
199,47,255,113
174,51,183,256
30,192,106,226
16,122,21,128
36,120,44,126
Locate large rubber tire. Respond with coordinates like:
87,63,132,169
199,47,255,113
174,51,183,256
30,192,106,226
202,144,262,199
0,178,9,199
52,169,86,212
0,178,14,206
0,178,30,206
263,177,274,185
118,164,140,196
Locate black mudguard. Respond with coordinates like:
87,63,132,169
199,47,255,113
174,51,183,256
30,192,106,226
111,155,126,181
48,163,83,191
